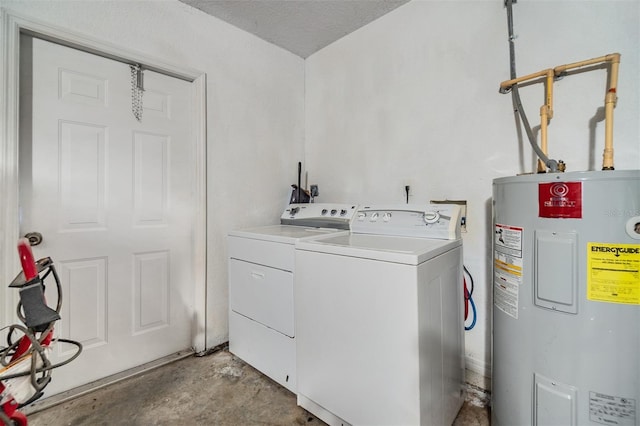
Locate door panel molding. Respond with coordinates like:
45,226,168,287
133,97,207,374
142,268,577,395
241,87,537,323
0,8,207,352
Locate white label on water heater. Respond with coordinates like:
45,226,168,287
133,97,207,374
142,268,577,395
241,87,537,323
494,224,523,319
589,391,636,425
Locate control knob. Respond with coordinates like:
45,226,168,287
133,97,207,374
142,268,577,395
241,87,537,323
424,211,440,224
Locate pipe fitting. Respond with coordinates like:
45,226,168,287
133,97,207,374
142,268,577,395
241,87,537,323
606,52,621,64
605,91,618,106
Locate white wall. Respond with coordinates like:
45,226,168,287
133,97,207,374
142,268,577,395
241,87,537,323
0,0,305,347
305,0,640,380
4,0,638,389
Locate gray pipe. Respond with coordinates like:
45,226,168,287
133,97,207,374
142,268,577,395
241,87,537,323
505,0,559,173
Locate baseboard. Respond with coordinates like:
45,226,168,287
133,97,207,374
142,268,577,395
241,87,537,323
22,349,194,415
464,357,491,407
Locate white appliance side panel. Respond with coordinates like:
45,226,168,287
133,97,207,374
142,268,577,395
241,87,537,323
417,246,465,426
229,311,296,393
297,394,351,426
228,235,294,271
229,259,294,337
295,250,421,425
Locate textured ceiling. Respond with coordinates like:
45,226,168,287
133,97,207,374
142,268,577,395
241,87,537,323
179,0,411,58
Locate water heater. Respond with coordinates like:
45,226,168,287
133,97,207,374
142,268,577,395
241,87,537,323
492,170,640,425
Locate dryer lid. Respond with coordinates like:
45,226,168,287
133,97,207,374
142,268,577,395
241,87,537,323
229,224,346,244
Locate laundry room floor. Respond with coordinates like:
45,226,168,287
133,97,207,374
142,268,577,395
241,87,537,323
25,348,490,425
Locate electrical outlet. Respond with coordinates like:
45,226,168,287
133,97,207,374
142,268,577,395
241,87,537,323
460,202,467,233
430,199,467,233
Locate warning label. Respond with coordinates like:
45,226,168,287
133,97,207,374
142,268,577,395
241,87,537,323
494,224,523,319
587,242,640,305
590,391,636,425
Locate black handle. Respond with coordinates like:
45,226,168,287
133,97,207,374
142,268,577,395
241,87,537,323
297,162,302,203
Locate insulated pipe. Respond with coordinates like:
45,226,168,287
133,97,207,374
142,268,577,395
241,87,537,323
538,70,555,172
504,0,559,173
502,70,555,173
603,89,617,170
500,53,620,171
538,105,549,173
500,68,552,92
604,55,620,170
554,53,620,170
553,53,620,76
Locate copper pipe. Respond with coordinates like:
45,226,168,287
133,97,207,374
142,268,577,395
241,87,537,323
500,68,552,92
553,53,620,75
603,54,620,170
499,53,621,171
502,69,555,172
553,53,620,169
538,105,549,173
539,70,554,172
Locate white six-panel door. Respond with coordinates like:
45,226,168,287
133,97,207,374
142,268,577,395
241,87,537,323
19,35,195,396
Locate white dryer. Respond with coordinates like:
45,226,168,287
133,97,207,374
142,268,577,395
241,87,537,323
295,204,465,426
227,203,358,393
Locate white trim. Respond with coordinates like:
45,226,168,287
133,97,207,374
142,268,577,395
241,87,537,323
0,8,207,352
6,10,202,81
0,8,21,330
192,73,208,351
465,354,491,379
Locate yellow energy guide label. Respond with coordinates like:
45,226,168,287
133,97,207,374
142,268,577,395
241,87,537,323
587,243,640,305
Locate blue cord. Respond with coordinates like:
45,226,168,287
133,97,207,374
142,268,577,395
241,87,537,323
464,266,477,331
465,294,477,331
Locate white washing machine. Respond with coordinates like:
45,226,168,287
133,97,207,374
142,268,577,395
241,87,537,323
227,203,358,393
295,204,465,426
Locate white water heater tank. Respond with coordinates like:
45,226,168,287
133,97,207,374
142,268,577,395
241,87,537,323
492,169,640,425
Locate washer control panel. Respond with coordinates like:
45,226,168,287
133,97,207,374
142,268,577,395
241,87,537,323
281,203,359,229
353,204,461,240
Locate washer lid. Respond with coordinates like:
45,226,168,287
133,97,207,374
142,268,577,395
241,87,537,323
295,233,461,265
229,224,346,244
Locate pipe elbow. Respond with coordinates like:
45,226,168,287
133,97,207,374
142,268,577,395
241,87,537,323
499,82,513,94
553,65,568,76
606,53,621,64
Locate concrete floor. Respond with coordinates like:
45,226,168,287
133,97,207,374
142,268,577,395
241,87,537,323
26,348,490,425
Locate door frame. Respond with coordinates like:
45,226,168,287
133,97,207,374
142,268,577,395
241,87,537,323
0,9,207,352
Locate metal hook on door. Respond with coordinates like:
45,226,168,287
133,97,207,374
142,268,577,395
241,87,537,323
130,64,144,122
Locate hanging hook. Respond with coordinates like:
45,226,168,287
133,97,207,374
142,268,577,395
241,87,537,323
130,64,144,122
136,64,144,91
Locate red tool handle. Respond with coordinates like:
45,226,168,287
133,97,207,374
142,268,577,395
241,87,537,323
17,238,38,281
